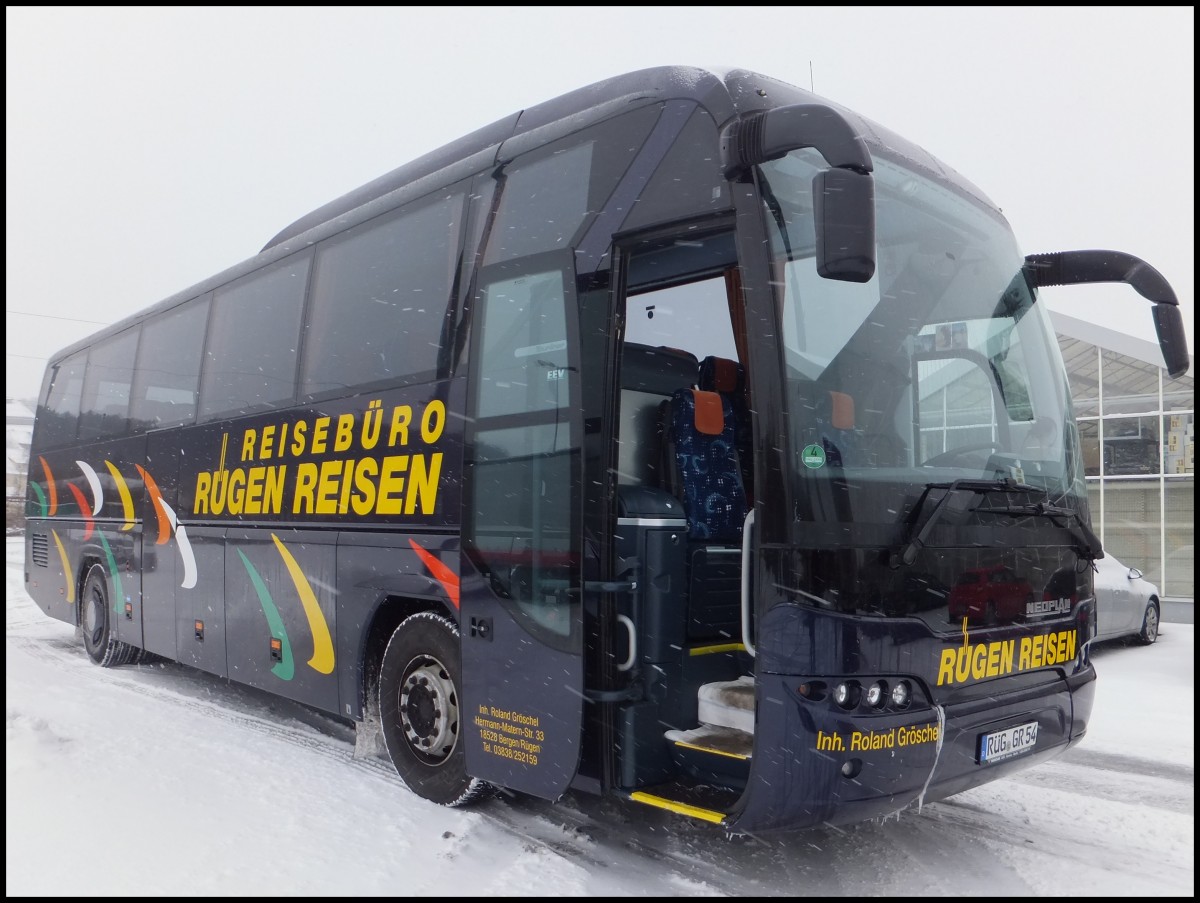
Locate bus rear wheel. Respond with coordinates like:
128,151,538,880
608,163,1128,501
80,564,139,668
378,611,493,807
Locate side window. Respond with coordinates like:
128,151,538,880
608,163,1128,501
624,274,738,363
476,269,570,416
465,257,578,643
130,297,209,430
301,191,465,396
199,255,309,420
483,105,660,266
35,350,88,449
78,327,139,441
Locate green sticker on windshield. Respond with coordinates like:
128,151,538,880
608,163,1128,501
802,444,826,468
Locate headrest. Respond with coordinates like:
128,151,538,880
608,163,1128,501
691,389,725,436
699,356,743,394
829,390,855,430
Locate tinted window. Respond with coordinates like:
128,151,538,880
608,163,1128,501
199,255,309,419
301,191,465,396
483,105,660,266
130,297,209,429
35,350,87,449
78,327,139,441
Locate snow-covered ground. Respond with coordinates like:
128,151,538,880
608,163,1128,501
6,536,1193,896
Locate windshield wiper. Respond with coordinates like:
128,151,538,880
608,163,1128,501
889,478,1038,569
974,501,1104,562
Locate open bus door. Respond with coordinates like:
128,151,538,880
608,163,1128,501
458,250,587,799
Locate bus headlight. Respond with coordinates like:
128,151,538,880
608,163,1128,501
833,681,858,708
865,681,886,708
891,681,910,708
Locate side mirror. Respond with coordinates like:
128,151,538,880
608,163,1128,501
722,103,876,283
813,167,875,283
1025,250,1190,379
1128,567,1143,580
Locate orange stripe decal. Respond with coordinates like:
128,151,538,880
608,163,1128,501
409,539,460,609
66,483,94,539
39,456,58,516
135,465,171,545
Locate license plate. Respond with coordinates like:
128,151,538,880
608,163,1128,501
978,721,1038,764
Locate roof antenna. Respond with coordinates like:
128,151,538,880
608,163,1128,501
809,61,814,92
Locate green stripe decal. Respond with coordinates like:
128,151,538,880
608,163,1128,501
30,482,47,518
96,531,124,615
236,549,294,680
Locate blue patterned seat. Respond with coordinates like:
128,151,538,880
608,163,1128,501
662,387,747,542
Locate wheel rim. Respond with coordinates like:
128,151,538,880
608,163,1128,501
1145,606,1159,642
399,654,459,765
83,584,105,647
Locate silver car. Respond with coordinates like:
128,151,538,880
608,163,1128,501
1092,554,1161,645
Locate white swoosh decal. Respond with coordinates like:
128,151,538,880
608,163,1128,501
76,460,104,515
158,499,198,589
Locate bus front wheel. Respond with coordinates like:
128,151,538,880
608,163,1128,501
378,611,493,807
80,564,139,668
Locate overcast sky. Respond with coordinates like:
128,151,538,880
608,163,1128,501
5,6,1194,403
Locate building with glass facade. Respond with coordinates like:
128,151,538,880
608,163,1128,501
1053,312,1194,601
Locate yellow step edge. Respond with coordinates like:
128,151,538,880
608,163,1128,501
688,642,746,656
670,738,750,761
628,791,727,824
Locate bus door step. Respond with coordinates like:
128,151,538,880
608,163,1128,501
696,674,755,733
622,780,742,827
663,724,752,789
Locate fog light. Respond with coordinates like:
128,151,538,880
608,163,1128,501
833,681,858,709
891,681,910,707
865,681,886,708
833,682,851,707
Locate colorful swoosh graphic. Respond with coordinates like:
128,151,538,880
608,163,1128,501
271,534,335,675
158,498,197,589
135,464,171,545
410,539,460,609
38,456,58,516
30,482,47,517
76,460,103,515
236,549,294,681
96,531,124,616
105,460,136,531
65,483,94,539
51,530,74,604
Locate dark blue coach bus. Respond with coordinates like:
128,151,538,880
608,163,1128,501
24,66,1189,833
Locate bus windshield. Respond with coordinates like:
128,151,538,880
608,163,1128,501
759,149,1086,622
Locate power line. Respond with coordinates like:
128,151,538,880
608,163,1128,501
6,309,110,326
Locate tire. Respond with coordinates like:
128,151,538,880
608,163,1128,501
80,563,139,667
1134,600,1160,646
378,611,493,807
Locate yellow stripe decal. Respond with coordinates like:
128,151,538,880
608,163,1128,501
51,530,74,604
688,642,746,656
628,792,726,824
105,461,136,530
671,739,750,761
271,534,335,675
